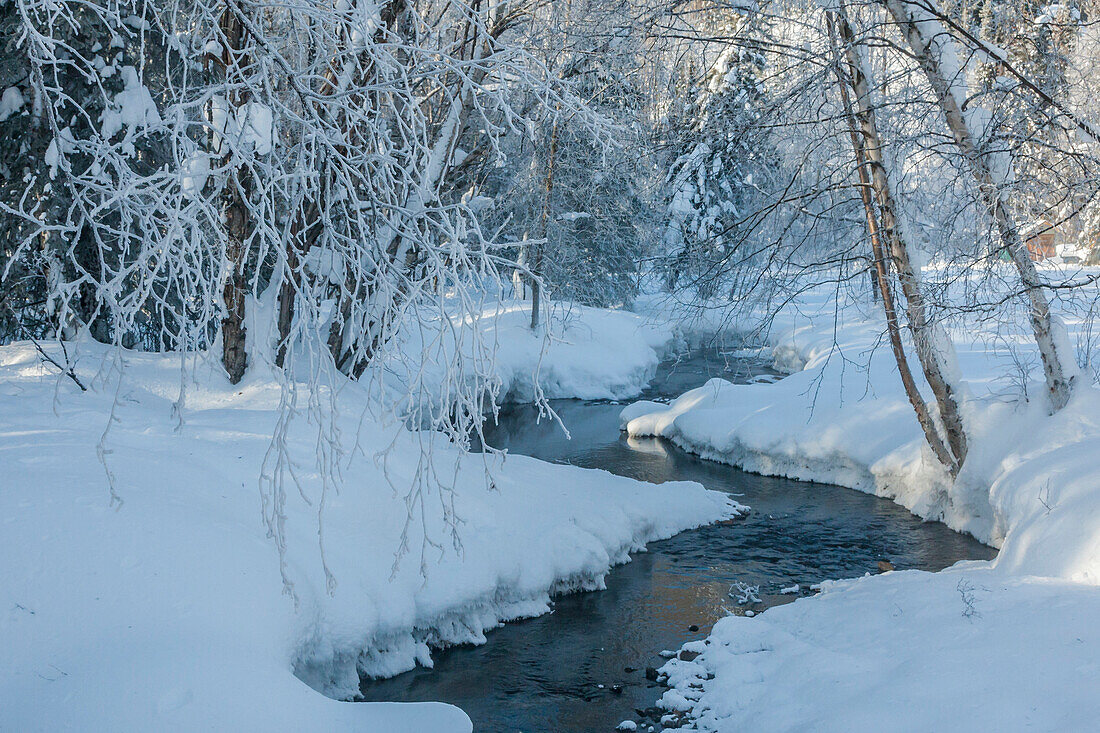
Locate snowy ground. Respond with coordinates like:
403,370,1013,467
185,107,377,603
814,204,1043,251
467,301,675,402
656,566,1100,731
0,305,733,732
381,299,675,405
622,267,1100,731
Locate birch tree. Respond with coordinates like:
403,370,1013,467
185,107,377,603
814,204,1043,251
882,0,1079,411
830,2,968,472
212,0,253,383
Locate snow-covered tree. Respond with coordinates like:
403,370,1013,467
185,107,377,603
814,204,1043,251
661,27,769,296
0,0,164,344
466,0,653,321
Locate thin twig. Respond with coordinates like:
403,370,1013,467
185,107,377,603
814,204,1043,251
29,336,88,392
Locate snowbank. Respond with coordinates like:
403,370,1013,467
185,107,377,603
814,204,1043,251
623,272,1100,730
656,565,1100,731
0,338,737,732
625,274,1100,575
483,302,674,402
386,300,675,405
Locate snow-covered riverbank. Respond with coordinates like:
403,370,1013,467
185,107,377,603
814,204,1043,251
451,301,675,403
656,565,1100,731
0,305,729,732
623,271,1100,731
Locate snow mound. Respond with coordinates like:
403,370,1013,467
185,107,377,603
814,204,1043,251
658,567,1100,732
391,301,675,404
623,277,1100,580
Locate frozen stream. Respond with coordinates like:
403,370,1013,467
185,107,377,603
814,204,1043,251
359,349,996,731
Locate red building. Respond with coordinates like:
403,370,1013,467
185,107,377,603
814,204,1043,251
1022,220,1057,261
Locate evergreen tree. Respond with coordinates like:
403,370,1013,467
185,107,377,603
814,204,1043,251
662,42,768,296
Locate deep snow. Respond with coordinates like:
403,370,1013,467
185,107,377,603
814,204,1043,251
655,566,1100,731
0,305,733,731
467,301,675,402
622,270,1100,731
373,299,677,418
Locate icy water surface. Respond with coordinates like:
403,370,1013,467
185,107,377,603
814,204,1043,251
360,347,996,732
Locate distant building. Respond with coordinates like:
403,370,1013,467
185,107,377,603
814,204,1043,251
1022,220,1056,261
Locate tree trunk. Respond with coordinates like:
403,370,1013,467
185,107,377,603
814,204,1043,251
828,10,960,475
883,0,1075,412
513,234,528,300
530,108,560,331
74,222,110,342
218,3,250,384
833,5,968,469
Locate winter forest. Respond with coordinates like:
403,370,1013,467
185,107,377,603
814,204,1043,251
3,0,1100,729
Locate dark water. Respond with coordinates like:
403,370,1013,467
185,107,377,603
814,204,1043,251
360,348,996,732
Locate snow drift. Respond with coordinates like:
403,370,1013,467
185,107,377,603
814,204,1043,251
385,300,675,405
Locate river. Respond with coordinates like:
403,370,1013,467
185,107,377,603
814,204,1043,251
359,348,996,731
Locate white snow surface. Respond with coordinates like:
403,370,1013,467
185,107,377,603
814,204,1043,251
389,301,675,404
101,66,162,142
490,303,673,401
628,270,1100,731
657,567,1100,732
0,307,734,730
0,86,25,122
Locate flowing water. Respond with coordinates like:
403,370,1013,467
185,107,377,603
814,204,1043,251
359,349,996,732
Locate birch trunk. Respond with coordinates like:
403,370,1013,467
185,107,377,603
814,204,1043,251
218,4,250,384
834,4,968,468
512,235,528,300
529,108,560,331
883,0,1074,412
828,10,960,475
